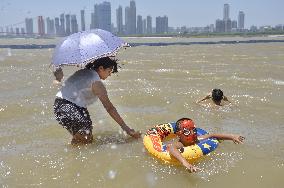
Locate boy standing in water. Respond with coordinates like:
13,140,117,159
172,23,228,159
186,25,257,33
196,88,230,106
167,118,245,172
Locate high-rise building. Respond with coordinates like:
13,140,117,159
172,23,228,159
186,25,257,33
232,20,238,30
142,19,146,34
81,10,86,31
65,14,71,36
71,15,78,34
116,6,123,34
129,1,136,34
223,4,231,32
137,15,143,34
90,13,95,29
38,16,45,36
94,2,111,32
156,16,168,34
15,28,20,35
46,17,55,35
60,14,65,36
21,28,25,35
215,19,225,33
146,16,152,34
223,4,230,20
125,6,130,34
25,18,33,35
224,19,232,32
238,11,245,30
55,17,60,36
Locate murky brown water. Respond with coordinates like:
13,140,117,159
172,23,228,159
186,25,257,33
0,37,283,187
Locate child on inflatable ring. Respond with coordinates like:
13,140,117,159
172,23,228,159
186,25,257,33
167,117,245,173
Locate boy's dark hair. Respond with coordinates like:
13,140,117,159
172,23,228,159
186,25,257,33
176,117,192,131
85,57,118,73
212,89,223,102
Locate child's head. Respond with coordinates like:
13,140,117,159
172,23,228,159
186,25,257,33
85,57,119,73
212,89,223,102
176,118,197,146
53,67,63,82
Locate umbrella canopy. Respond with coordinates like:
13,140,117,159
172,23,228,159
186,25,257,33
52,29,129,68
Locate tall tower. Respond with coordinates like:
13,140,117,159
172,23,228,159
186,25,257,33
147,16,152,34
71,15,78,34
125,6,130,34
60,14,65,36
129,1,136,34
116,6,123,34
238,11,245,30
223,4,230,20
94,2,111,31
65,14,71,36
156,16,168,34
38,16,45,36
81,10,86,31
136,15,143,34
25,18,33,35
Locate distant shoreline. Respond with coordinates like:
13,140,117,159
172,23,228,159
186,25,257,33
1,38,284,49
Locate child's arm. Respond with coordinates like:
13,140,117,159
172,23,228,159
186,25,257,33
167,142,201,173
198,134,245,144
196,94,211,103
223,95,231,103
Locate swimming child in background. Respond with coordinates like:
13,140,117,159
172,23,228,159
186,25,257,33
53,57,141,145
167,118,244,173
196,88,230,106
52,67,64,86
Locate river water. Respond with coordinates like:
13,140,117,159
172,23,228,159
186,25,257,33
0,36,283,187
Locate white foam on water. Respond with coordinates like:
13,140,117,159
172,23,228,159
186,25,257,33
108,170,117,179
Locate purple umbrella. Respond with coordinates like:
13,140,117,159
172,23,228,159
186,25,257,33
52,29,129,68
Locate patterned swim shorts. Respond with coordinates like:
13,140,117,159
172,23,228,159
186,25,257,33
53,98,92,135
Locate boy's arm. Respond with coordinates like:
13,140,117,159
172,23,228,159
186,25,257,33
198,134,245,144
167,142,201,173
196,94,211,103
223,95,231,103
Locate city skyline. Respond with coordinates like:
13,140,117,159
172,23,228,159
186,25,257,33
1,0,284,29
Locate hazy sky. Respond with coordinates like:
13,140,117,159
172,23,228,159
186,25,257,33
1,0,283,28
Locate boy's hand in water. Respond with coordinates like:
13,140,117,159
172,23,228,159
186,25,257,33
231,135,245,144
184,163,201,173
127,129,141,138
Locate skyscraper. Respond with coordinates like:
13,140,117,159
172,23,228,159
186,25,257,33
142,19,146,34
81,10,86,31
125,6,130,34
223,4,230,20
238,11,245,30
65,14,71,36
25,18,33,35
46,17,55,35
156,16,168,34
116,6,123,34
55,17,60,36
137,15,143,34
129,1,136,34
60,14,65,36
38,16,45,36
223,4,231,32
94,2,111,32
147,16,152,34
71,15,78,34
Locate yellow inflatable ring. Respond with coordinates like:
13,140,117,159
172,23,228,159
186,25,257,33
143,122,219,164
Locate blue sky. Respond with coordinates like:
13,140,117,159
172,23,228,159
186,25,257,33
1,0,283,28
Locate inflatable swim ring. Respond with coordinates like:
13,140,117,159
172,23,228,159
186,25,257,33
143,122,219,164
